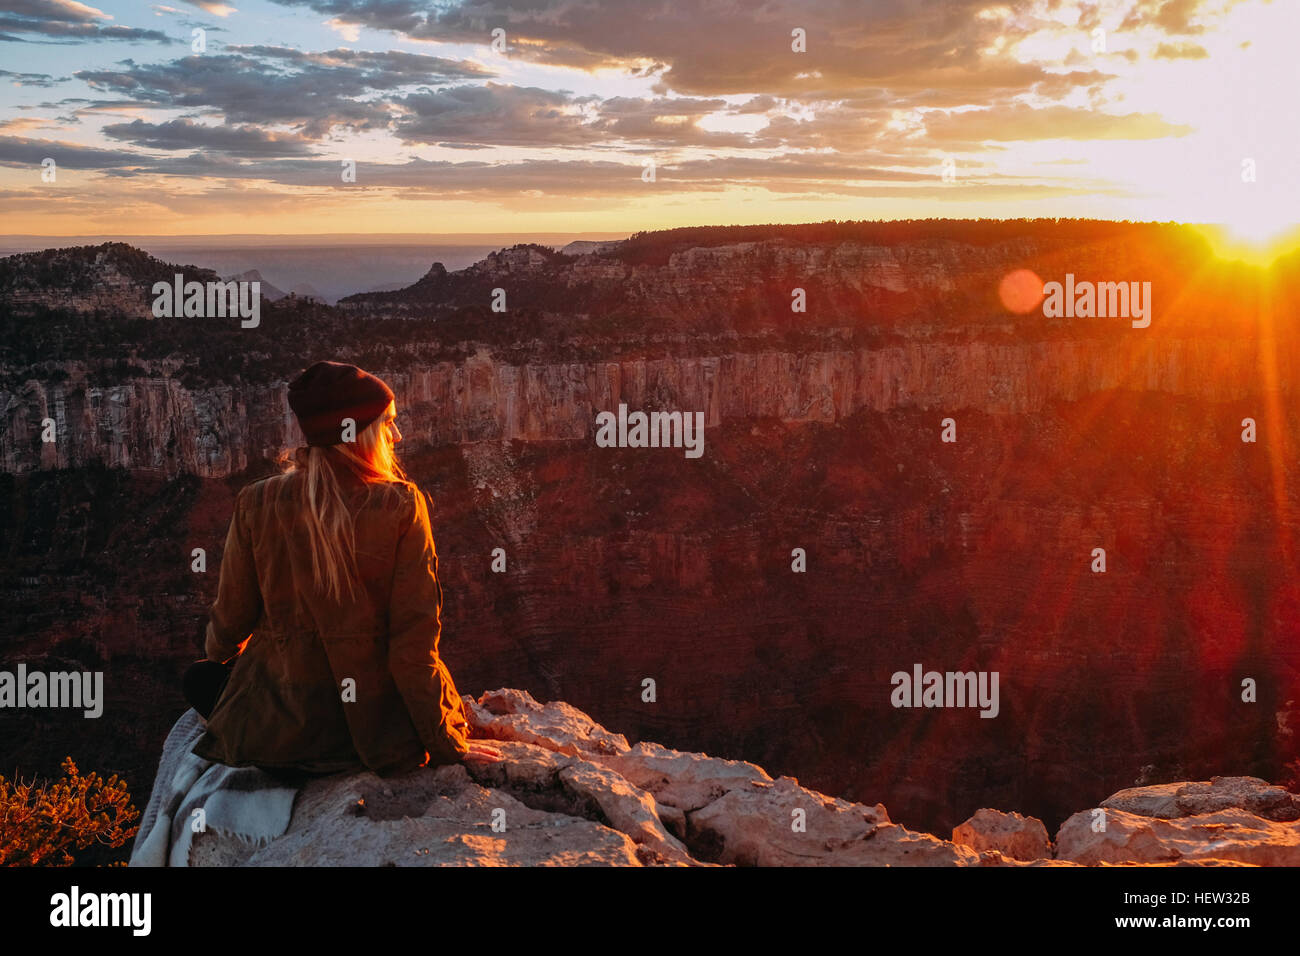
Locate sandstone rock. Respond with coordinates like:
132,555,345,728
189,760,644,867
461,688,982,865
555,763,693,865
466,687,631,757
685,775,970,867
1173,777,1300,820
1101,776,1300,822
587,740,776,813
1056,807,1300,866
1098,782,1184,819
183,689,979,866
153,687,1300,866
952,809,1052,861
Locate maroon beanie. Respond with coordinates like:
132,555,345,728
288,361,395,447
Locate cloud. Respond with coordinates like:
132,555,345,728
0,116,63,133
0,0,173,42
1,0,1236,227
0,134,928,194
583,94,755,147
393,83,599,147
227,45,493,82
392,82,828,150
1153,41,1209,59
183,0,235,15
0,68,62,87
923,103,1194,143
75,48,492,136
101,118,318,156
325,17,360,41
0,134,162,169
1031,70,1116,98
1120,0,1207,35
265,0,1068,100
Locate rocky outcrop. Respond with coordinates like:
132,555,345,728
184,689,1298,866
191,688,982,866
952,808,1052,861
1056,776,1300,866
0,242,220,320
559,240,622,257
1099,776,1300,821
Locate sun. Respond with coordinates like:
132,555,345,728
1194,203,1300,267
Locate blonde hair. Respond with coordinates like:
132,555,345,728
273,400,414,604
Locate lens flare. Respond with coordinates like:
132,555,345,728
998,269,1044,314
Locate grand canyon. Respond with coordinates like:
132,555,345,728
4,219,1299,854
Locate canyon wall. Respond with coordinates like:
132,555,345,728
4,227,1299,836
2,335,1291,478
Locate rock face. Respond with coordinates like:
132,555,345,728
8,337,1291,477
5,226,1296,479
185,689,1300,866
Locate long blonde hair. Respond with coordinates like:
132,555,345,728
274,400,413,604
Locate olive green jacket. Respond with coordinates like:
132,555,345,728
191,469,472,775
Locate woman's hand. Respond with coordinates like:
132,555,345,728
462,742,504,763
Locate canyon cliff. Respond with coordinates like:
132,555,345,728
3,221,1299,842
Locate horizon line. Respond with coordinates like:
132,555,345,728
0,217,1242,244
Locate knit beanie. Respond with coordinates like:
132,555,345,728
288,361,395,447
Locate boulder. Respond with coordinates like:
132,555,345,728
1056,807,1300,866
952,809,1052,861
190,755,645,866
1101,776,1300,822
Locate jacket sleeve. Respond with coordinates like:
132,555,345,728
204,486,263,662
387,487,471,764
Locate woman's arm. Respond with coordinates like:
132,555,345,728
204,486,263,663
387,487,472,764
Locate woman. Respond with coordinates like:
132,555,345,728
184,360,502,777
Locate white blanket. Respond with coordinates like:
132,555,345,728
129,708,299,867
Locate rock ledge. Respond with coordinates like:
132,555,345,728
186,689,1297,866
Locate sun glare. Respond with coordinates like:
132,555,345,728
1190,195,1300,267
1195,212,1300,268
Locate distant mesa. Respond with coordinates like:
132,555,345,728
222,269,286,301
287,282,326,304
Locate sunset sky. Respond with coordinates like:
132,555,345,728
1,0,1296,242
